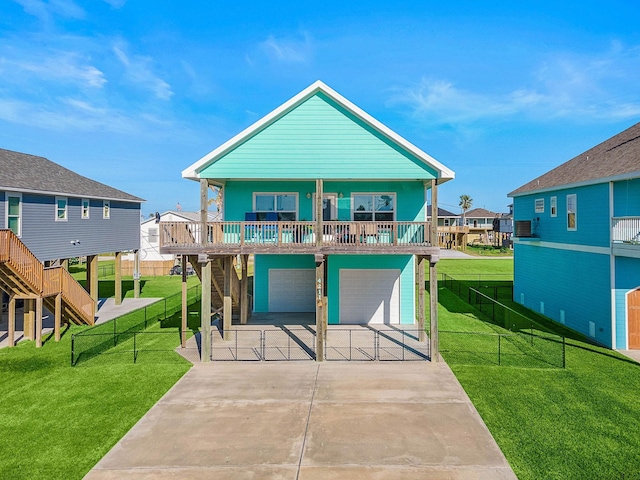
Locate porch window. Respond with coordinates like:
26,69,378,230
7,193,21,236
352,194,395,221
82,199,90,219
567,194,577,231
254,193,297,221
55,197,68,221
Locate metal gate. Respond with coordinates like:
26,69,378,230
211,327,430,361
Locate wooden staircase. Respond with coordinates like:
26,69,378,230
0,230,95,325
187,255,241,317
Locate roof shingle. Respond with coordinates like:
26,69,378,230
509,121,640,196
0,148,144,202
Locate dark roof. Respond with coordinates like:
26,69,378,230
509,121,640,196
0,148,144,202
426,206,459,217
465,208,498,218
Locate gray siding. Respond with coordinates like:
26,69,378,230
3,190,140,261
0,191,4,227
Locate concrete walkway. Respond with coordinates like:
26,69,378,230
617,349,640,363
85,362,516,479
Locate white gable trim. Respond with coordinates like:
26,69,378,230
182,81,455,183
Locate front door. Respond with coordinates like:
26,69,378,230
322,194,337,221
628,289,640,349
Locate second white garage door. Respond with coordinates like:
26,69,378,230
339,269,400,324
268,269,316,312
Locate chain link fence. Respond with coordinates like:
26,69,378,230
71,286,201,365
441,274,565,368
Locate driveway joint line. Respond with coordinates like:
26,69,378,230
296,363,320,480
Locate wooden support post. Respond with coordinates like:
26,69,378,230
240,254,249,325
316,179,323,247
133,250,141,298
315,255,325,361
54,293,62,342
200,259,212,362
114,251,122,305
429,255,439,362
200,179,209,243
35,297,43,348
8,295,15,347
417,256,426,342
23,298,34,340
181,255,187,348
61,258,69,270
87,255,99,312
223,256,232,341
430,179,438,248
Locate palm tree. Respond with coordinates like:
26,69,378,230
459,194,473,226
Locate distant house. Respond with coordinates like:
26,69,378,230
509,122,640,349
427,206,467,249
160,80,455,361
124,210,218,276
0,148,143,346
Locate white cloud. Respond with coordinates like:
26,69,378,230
113,42,173,100
2,53,106,88
258,32,312,63
13,0,84,22
393,43,640,125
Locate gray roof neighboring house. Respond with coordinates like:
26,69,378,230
426,206,460,218
509,121,640,197
465,208,498,218
0,148,144,202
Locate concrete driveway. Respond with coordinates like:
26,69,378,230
85,362,516,479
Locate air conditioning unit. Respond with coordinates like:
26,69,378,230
515,220,532,237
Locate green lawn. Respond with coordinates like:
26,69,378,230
437,259,640,480
0,275,200,480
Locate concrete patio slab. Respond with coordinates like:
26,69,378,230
85,362,516,480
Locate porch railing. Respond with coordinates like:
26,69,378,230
160,221,433,249
612,217,640,244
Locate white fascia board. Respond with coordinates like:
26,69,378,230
182,80,455,183
0,185,144,203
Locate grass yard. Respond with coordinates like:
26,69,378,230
437,259,640,480
0,274,201,480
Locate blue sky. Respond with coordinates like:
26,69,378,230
2,1,640,217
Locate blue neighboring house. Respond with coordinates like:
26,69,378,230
509,122,640,350
161,80,455,360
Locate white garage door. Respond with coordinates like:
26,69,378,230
269,269,316,312
339,269,400,324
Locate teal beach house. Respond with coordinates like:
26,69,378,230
160,81,455,361
509,122,640,350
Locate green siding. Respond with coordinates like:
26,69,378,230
253,254,316,312
327,255,415,325
200,93,438,180
225,180,426,222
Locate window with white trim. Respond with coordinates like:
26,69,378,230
352,194,395,221
103,200,110,219
254,193,297,221
567,194,577,230
550,196,557,217
6,193,21,236
535,198,544,213
55,197,68,221
81,199,90,219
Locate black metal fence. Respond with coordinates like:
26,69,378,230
211,327,430,361
441,274,565,368
71,286,201,365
